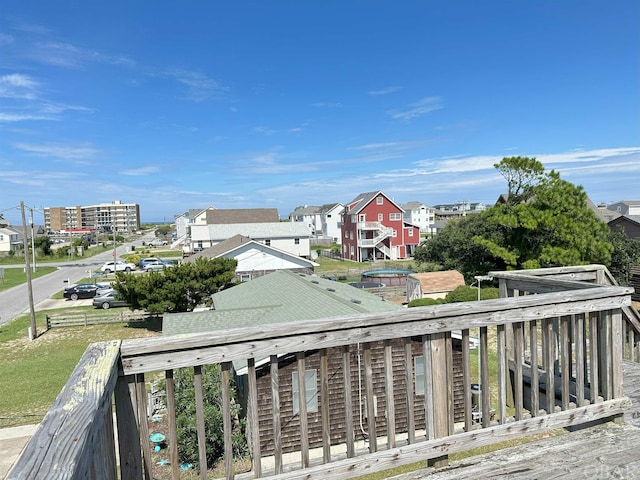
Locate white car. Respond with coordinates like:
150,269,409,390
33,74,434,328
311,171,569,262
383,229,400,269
100,260,136,273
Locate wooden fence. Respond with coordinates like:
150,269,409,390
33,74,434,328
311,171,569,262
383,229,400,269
46,311,158,328
8,265,639,480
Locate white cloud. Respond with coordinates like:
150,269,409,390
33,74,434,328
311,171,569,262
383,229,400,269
120,166,159,176
29,41,135,68
14,142,99,159
38,102,94,114
388,96,443,121
254,126,277,136
163,69,227,102
368,86,402,96
0,113,54,122
350,142,403,150
0,73,40,99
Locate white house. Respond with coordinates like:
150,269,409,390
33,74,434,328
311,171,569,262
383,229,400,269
0,226,21,254
402,201,436,234
184,235,318,281
319,203,344,243
190,222,313,258
174,207,215,248
289,205,322,235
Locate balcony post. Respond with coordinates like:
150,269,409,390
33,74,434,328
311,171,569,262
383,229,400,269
114,374,143,480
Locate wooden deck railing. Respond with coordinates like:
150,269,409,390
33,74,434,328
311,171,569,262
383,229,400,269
8,265,638,480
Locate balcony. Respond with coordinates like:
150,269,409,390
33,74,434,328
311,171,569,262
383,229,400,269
8,265,640,480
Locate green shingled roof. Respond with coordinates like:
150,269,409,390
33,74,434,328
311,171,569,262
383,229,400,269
163,270,400,336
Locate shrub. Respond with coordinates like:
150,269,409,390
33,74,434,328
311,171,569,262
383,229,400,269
445,285,500,303
407,297,445,307
126,253,141,265
173,364,247,468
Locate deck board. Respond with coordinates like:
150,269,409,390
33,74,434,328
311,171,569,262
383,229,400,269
391,361,640,480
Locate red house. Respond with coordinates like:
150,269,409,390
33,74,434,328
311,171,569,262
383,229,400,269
341,191,420,261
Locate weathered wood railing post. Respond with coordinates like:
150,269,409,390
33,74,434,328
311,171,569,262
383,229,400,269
428,331,451,468
114,374,143,480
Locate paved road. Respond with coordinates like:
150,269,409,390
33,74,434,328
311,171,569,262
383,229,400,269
0,244,134,326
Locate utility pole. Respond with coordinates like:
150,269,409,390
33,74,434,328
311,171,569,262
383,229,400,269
20,201,37,339
29,208,36,272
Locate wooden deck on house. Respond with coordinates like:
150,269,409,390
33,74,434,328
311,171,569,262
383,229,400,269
391,360,640,480
8,264,640,480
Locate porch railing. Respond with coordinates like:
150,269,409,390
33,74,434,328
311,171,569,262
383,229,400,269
8,265,638,480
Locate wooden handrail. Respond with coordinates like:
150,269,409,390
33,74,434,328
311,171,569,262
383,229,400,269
9,265,636,480
8,341,122,480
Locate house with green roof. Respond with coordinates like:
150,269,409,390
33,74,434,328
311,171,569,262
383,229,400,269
163,271,466,458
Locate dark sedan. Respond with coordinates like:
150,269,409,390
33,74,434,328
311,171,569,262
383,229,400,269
92,291,130,309
63,283,110,301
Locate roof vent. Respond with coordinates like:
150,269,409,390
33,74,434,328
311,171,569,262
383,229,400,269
326,288,335,292
311,280,319,284
350,299,362,304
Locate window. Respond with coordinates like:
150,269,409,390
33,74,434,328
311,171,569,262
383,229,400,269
350,231,353,240
415,356,425,395
345,230,348,238
378,213,383,222
377,196,383,205
265,239,271,246
408,229,414,236
294,238,300,245
359,214,366,222
389,213,401,221
392,229,397,237
351,215,357,223
292,370,318,414
240,274,251,282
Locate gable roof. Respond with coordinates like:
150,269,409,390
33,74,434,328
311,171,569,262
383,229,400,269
183,234,253,262
204,221,311,240
346,191,404,214
408,270,465,293
609,215,640,227
289,205,321,216
318,203,343,214
183,234,318,267
163,270,400,337
402,201,432,211
206,208,279,225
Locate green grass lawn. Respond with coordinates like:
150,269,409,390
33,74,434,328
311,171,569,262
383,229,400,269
0,307,161,428
0,267,58,292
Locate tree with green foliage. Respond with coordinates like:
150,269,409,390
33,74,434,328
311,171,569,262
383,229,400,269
606,228,640,285
172,364,247,469
477,157,612,269
155,225,172,237
34,235,53,256
416,157,613,278
113,257,237,313
414,214,506,283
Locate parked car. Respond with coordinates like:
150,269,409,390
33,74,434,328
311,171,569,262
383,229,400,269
63,283,111,301
142,239,168,246
92,291,129,309
100,260,136,273
139,257,159,268
142,259,175,271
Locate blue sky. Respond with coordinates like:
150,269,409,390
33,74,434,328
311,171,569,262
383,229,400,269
1,1,638,225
